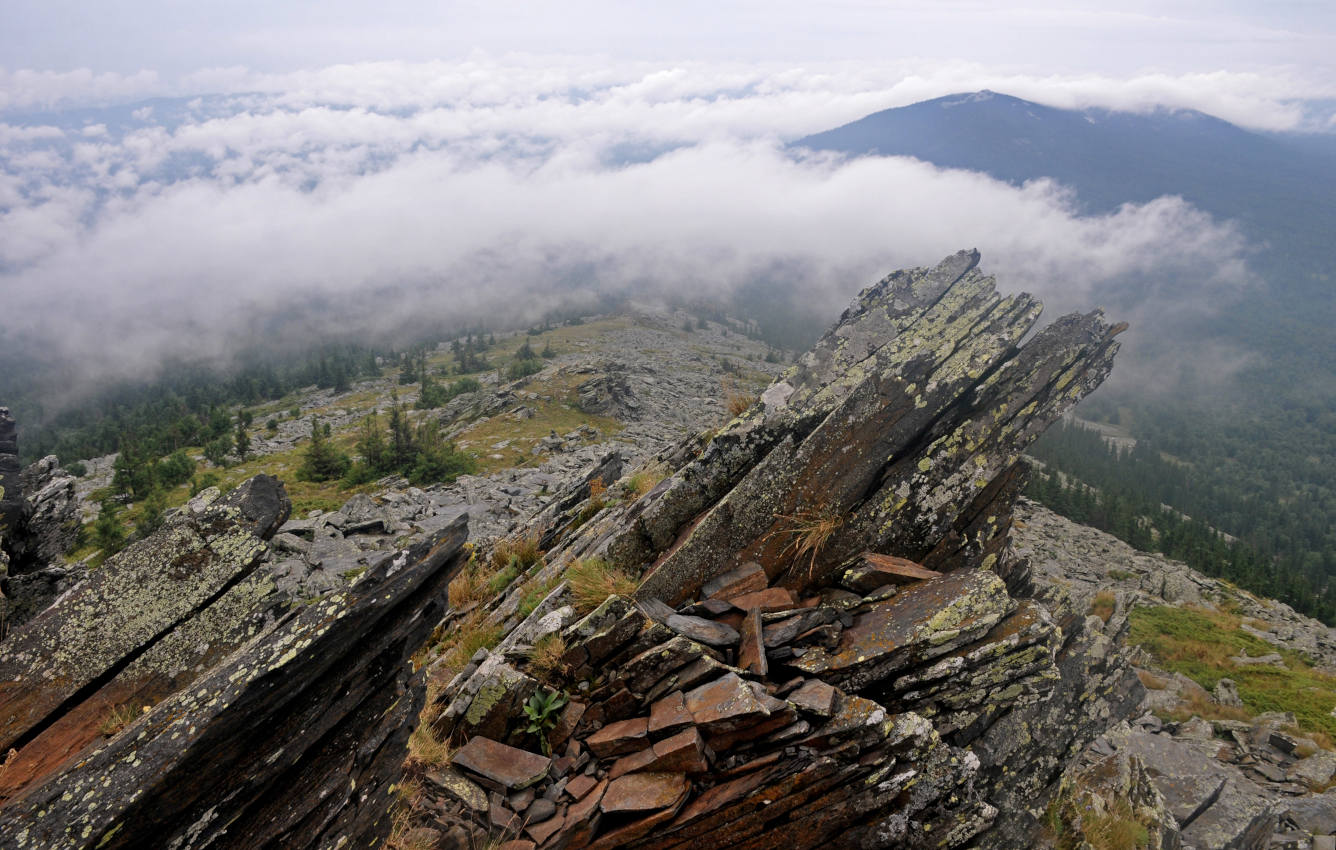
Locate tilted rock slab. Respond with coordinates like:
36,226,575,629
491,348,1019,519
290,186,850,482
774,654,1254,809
0,477,470,850
554,249,1121,603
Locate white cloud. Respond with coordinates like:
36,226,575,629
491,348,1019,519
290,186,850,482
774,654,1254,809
0,57,1259,392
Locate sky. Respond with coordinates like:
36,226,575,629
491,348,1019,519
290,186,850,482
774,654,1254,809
0,1,1332,393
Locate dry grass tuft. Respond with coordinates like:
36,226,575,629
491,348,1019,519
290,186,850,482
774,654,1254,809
491,531,544,573
1090,590,1116,623
448,557,491,607
625,464,666,498
99,703,143,738
725,388,757,418
1136,669,1169,690
567,557,639,614
407,722,454,769
528,633,568,681
769,504,844,576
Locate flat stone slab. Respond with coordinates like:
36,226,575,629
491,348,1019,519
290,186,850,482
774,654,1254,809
787,680,837,717
649,691,694,736
666,614,739,647
702,562,768,601
452,736,552,791
790,569,1014,690
727,587,796,613
684,673,769,734
586,716,651,759
600,771,690,814
841,552,941,593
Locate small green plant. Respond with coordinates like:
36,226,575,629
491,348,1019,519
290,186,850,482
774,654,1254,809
522,688,568,756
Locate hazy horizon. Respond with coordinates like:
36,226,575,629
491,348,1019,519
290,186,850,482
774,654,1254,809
1,1,1331,396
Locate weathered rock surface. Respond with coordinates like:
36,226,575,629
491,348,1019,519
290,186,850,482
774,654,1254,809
0,414,83,627
422,251,1141,849
0,408,22,546
0,475,471,849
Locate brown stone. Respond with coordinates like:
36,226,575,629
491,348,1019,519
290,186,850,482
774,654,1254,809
683,673,769,734
587,793,688,849
498,841,536,850
607,746,661,780
648,690,695,737
727,587,797,613
787,679,838,717
561,777,607,848
705,707,797,752
490,793,523,832
737,608,767,677
847,552,942,591
702,562,768,601
547,700,587,753
452,737,552,791
526,810,566,846
585,716,650,759
565,773,598,801
651,727,710,774
600,771,691,815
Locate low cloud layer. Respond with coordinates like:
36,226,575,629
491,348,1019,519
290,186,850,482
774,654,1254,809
0,59,1258,396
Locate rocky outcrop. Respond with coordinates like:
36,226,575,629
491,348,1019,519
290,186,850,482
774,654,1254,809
1016,502,1336,849
0,413,84,629
421,250,1140,848
577,363,642,419
0,408,21,546
0,475,471,849
11,455,80,568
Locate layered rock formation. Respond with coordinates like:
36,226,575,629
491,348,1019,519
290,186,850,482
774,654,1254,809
0,411,84,629
423,250,1142,848
0,475,471,849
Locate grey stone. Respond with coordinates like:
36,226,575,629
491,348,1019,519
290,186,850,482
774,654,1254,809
665,613,739,648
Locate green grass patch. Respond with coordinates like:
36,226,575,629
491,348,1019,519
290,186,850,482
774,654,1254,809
454,371,622,475
1128,605,1336,740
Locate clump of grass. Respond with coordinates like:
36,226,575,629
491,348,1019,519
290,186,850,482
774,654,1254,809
528,633,568,681
567,557,639,614
407,720,454,769
99,703,143,738
721,379,758,418
487,564,521,597
573,479,609,527
1043,782,1154,850
1090,590,1116,623
1157,687,1252,725
517,576,561,619
386,778,437,850
422,610,505,687
624,464,666,499
768,503,844,576
448,557,491,607
1108,569,1136,581
491,532,544,573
